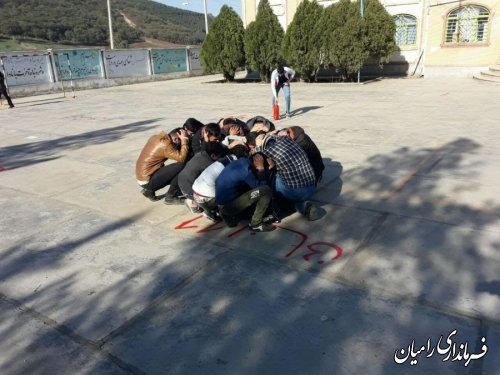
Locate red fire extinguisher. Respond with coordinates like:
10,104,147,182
273,101,280,121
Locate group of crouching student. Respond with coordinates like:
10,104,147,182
135,116,325,232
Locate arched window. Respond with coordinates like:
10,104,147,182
393,14,417,47
445,5,489,43
394,14,417,47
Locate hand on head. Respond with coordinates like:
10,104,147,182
277,129,288,137
267,157,275,170
251,123,268,133
229,125,242,136
252,153,265,170
255,133,266,148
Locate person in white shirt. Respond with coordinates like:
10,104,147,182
192,144,249,222
270,64,295,118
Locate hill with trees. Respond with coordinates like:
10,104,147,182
0,0,212,48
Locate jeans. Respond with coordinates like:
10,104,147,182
272,84,291,115
274,176,315,215
142,162,184,197
221,186,272,226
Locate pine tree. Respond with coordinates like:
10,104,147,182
244,0,284,82
200,5,245,81
320,0,368,81
281,0,324,82
363,0,397,65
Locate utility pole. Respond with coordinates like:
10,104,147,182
357,0,364,83
203,0,209,35
107,0,115,49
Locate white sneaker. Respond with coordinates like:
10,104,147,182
184,198,202,214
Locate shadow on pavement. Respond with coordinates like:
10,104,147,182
0,137,498,374
291,106,322,116
0,119,162,170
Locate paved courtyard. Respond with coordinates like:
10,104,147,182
0,74,499,374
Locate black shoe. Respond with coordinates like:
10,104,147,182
141,189,158,202
184,199,203,214
304,201,320,221
202,210,221,223
248,222,276,232
263,212,281,224
164,195,184,205
221,213,239,228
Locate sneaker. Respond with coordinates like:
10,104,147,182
286,113,291,118
248,222,276,232
164,195,184,205
304,201,321,221
202,210,221,223
220,213,239,228
263,212,281,224
141,189,158,202
185,198,203,214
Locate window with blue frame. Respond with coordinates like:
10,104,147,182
445,5,489,44
394,14,417,48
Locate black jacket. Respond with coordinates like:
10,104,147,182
178,150,214,197
287,126,324,183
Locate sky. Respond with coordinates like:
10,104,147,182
155,0,242,17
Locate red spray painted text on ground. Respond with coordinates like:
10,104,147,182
175,215,343,266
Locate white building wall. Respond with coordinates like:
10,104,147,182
383,1,424,73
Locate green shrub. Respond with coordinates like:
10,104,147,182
200,5,245,81
244,0,284,82
281,0,324,82
320,0,367,81
364,0,397,65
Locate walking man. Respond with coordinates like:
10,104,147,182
0,70,14,108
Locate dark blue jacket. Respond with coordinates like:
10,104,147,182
215,158,266,205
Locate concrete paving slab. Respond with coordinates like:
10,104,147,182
1,75,499,374
0,157,115,196
483,325,500,375
0,208,227,341
55,168,184,225
0,187,88,249
103,253,485,375
341,215,500,322
167,205,384,276
386,176,500,226
0,297,127,375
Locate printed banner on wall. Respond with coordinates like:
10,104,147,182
151,48,187,74
104,50,150,78
55,49,102,80
188,48,201,71
1,53,52,86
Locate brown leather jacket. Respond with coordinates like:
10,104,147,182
135,131,189,181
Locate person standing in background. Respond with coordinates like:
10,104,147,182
271,64,295,118
0,71,14,108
